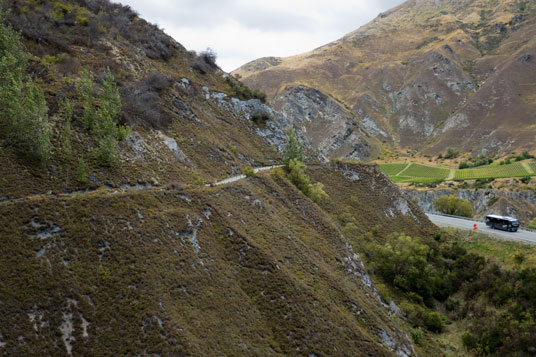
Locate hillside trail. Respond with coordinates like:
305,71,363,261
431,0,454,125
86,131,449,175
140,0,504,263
0,165,284,207
395,163,412,176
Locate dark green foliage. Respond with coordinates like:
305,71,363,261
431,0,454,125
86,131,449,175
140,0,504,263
410,327,423,345
443,148,459,159
459,161,469,169
76,158,89,184
460,156,494,169
225,77,267,103
424,312,444,333
0,10,51,163
76,69,127,166
283,126,304,169
520,176,531,184
434,195,473,217
242,166,256,177
287,159,328,203
59,99,73,162
251,112,270,125
367,234,443,304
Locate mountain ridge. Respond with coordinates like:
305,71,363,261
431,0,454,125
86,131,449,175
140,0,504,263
234,0,536,160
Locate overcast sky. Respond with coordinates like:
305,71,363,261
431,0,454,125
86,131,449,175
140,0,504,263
116,0,405,72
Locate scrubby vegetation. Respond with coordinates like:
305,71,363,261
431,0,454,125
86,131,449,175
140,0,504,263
0,10,51,163
283,127,327,203
225,77,267,103
76,69,129,166
434,195,473,217
362,228,536,356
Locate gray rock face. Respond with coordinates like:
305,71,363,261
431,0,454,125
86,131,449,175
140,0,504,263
271,85,378,161
158,132,192,167
404,188,536,223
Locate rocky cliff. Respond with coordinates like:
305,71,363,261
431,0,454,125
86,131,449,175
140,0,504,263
405,187,536,223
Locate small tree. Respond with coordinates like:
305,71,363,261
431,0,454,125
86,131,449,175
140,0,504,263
76,158,89,184
283,126,304,169
434,195,473,217
0,11,51,163
59,99,73,162
76,68,126,167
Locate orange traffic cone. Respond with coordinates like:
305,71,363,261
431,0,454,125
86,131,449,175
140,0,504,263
473,224,478,231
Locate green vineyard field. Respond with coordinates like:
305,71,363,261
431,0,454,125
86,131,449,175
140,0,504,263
378,163,408,176
454,163,530,180
379,161,536,183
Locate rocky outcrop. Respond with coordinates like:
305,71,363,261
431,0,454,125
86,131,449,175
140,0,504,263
270,85,381,161
405,188,536,223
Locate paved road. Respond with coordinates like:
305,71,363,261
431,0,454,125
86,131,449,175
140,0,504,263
426,213,536,244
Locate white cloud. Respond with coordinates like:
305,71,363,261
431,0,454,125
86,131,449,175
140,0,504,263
116,0,404,71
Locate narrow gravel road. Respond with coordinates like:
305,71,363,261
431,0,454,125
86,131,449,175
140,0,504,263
209,165,283,186
426,213,536,244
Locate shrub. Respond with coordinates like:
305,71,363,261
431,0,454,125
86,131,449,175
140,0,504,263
251,112,270,125
193,48,218,74
242,166,256,177
287,158,328,203
424,312,444,333
76,158,89,184
225,77,267,103
368,233,440,300
459,161,469,169
528,218,536,229
411,327,424,346
434,195,473,217
444,148,459,159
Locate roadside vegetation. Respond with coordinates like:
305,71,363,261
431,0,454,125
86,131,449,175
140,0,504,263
358,227,536,356
434,195,473,217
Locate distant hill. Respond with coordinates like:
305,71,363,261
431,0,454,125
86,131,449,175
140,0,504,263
234,0,536,160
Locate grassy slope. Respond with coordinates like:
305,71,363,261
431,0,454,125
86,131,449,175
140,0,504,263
0,166,427,356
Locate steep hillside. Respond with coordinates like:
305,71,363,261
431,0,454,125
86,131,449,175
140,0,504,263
0,164,431,355
0,0,282,199
0,1,444,355
234,0,536,159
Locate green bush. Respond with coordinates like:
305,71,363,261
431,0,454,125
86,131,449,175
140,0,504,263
444,148,459,159
528,218,536,229
242,166,256,177
225,77,266,102
410,327,424,346
0,11,51,163
368,233,440,300
434,195,473,217
424,312,444,333
76,158,89,184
